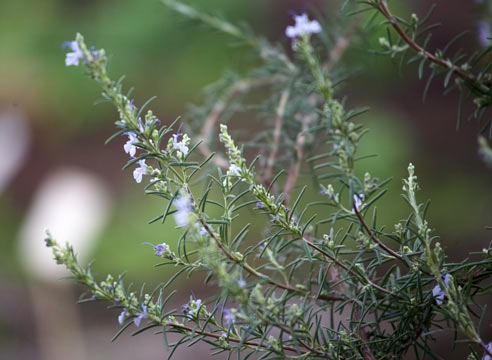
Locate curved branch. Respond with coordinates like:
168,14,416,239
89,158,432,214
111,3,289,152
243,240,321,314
376,1,482,87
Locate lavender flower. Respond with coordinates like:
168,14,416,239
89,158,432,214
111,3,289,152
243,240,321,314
194,299,202,312
432,273,451,305
143,242,170,257
63,40,84,66
137,117,145,133
133,305,148,327
118,308,129,325
228,164,241,177
200,226,208,235
174,195,192,227
172,133,189,157
256,201,264,208
477,21,492,48
352,194,364,213
238,279,247,288
285,13,322,39
483,342,492,360
223,308,235,326
133,160,147,183
123,132,138,157
183,298,202,319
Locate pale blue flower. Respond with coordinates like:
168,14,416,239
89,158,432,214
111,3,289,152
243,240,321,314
483,342,492,360
143,242,169,257
223,308,235,326
183,298,202,319
286,13,321,39
63,40,84,66
133,160,147,183
238,279,247,288
124,132,138,157
228,164,241,177
477,21,492,48
174,195,192,227
133,304,148,327
352,194,364,213
432,273,451,305
256,201,264,208
138,117,145,133
172,133,189,156
118,308,129,325
200,226,208,235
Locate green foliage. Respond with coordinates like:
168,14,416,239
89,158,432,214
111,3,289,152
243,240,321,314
48,1,492,359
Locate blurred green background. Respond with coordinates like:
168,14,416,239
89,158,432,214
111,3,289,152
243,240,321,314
0,0,491,359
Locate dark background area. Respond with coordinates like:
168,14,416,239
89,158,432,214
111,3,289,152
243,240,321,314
0,0,490,359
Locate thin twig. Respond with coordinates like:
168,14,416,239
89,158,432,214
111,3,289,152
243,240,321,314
354,309,377,360
199,218,343,302
264,89,290,181
283,113,314,205
301,235,395,297
353,205,407,264
198,77,282,168
377,1,482,86
324,14,362,73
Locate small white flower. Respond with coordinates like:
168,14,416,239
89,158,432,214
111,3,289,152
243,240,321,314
174,195,192,227
285,13,322,39
133,160,147,183
63,40,84,66
124,132,138,157
228,164,241,177
172,133,189,157
352,194,364,213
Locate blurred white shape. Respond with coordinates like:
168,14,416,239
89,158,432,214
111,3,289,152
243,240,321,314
18,168,111,282
0,110,30,193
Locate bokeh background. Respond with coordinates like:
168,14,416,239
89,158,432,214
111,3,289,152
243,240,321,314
0,0,491,359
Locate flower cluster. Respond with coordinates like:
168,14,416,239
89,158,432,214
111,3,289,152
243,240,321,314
63,40,85,66
168,132,190,160
432,273,451,305
285,13,321,39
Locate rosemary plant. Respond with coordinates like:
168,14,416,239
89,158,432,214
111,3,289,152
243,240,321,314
48,1,492,358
